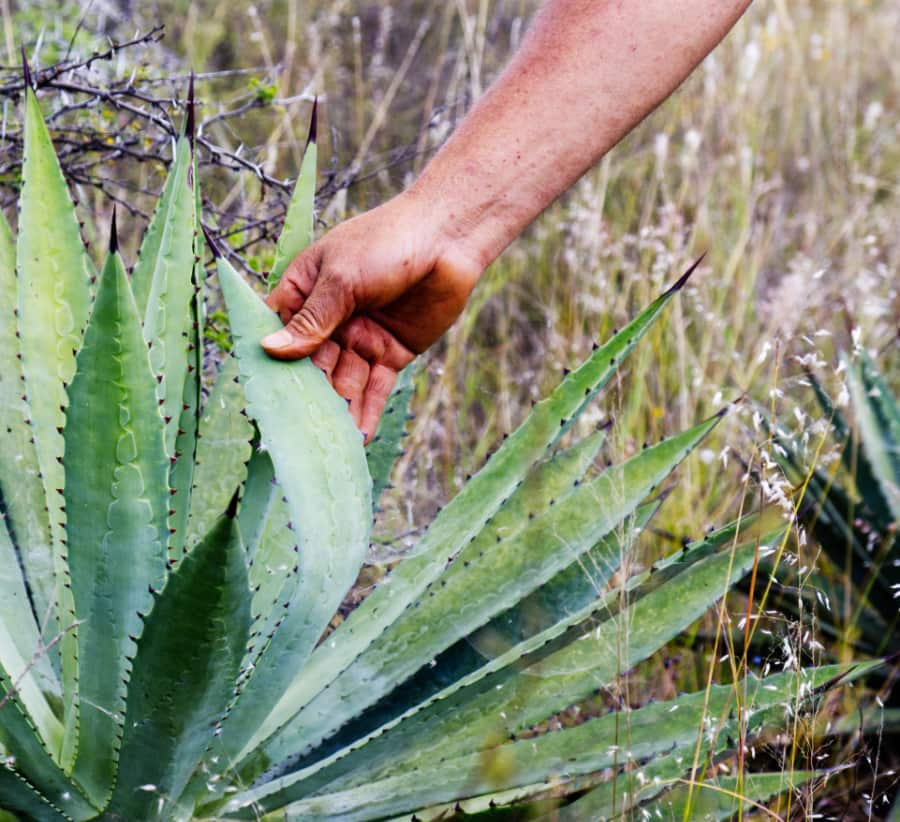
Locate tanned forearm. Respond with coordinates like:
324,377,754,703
264,0,752,437
413,0,752,272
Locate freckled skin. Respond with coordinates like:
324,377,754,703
263,0,753,438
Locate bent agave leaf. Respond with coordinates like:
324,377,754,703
212,249,371,767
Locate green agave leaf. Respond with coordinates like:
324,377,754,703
366,364,415,508
168,244,203,558
237,447,279,565
169,86,206,557
245,431,607,778
0,211,57,664
0,770,70,822
770,410,897,626
185,356,254,548
212,253,371,768
65,245,169,806
847,353,900,522
0,662,96,821
246,666,851,822
0,512,63,759
131,134,197,510
16,87,94,766
467,499,659,659
107,510,251,821
260,417,717,766
633,770,816,821
345,528,771,777
807,371,891,523
242,434,613,792
269,102,318,290
252,264,700,758
229,528,775,814
237,449,298,680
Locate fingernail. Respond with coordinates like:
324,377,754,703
261,328,294,350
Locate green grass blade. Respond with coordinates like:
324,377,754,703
16,88,94,767
254,268,698,754
64,248,169,806
132,135,197,468
0,211,57,660
0,513,63,759
632,771,816,821
366,364,414,507
185,356,254,548
107,510,251,820
213,253,371,766
260,418,716,765
0,662,96,821
269,103,317,290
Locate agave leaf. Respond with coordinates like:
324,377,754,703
259,417,717,766
0,211,58,663
267,519,758,803
0,767,71,822
0,662,96,821
213,253,371,767
252,263,700,758
807,371,891,522
237,449,298,678
236,431,605,784
251,434,611,787
16,87,94,765
366,364,415,507
168,246,203,558
107,509,250,820
231,529,776,813
168,86,206,557
846,354,900,521
771,415,897,625
269,102,318,290
237,447,279,564
344,530,774,778
64,246,169,805
0,513,63,758
132,134,197,476
632,771,816,821
185,356,254,547
240,665,854,822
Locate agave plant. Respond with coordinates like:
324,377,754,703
0,72,881,822
763,356,899,661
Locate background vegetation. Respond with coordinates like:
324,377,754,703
3,0,898,817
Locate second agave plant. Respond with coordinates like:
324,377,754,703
0,71,883,822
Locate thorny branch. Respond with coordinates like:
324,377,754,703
0,24,438,277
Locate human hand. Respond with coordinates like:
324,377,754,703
262,190,482,441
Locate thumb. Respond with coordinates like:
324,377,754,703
261,275,354,360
